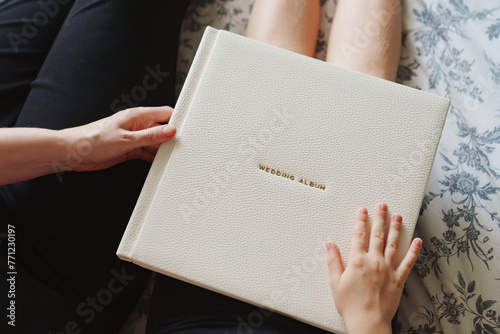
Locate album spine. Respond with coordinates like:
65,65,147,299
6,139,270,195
116,27,221,261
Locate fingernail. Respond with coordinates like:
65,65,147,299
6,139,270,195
326,241,333,251
393,214,402,223
163,124,175,135
415,238,423,247
359,207,367,214
380,203,388,212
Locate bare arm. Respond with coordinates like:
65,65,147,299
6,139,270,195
0,106,176,186
0,127,68,185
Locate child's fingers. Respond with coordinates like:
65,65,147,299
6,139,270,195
369,203,388,254
396,238,422,284
326,241,344,287
384,213,402,265
350,207,368,254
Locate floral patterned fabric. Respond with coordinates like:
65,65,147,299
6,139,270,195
121,0,500,333
395,1,500,333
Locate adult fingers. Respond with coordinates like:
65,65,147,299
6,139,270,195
396,238,422,284
384,213,403,265
350,207,369,255
125,147,156,163
119,106,174,128
326,241,344,288
142,123,165,153
125,124,176,149
369,203,388,255
143,142,162,155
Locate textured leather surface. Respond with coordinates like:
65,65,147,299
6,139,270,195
117,27,450,333
117,28,219,261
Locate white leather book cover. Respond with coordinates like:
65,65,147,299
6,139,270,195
117,27,450,333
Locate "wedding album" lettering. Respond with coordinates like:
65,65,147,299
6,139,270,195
258,164,326,190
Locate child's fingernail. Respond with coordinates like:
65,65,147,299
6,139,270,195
360,207,367,214
326,241,333,251
380,203,388,211
393,214,402,223
415,238,423,247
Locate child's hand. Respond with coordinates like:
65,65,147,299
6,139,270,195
326,204,422,334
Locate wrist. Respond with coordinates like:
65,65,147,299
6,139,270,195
56,123,105,172
343,317,391,334
52,128,77,173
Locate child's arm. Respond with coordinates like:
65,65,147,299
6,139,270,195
326,203,422,333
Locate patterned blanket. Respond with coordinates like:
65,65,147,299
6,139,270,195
121,1,500,333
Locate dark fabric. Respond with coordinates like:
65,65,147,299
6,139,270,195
0,0,191,333
0,0,74,127
0,1,340,333
146,274,333,334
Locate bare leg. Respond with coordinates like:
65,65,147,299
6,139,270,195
326,0,401,81
246,0,320,57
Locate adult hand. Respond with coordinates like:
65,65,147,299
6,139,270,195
59,106,176,172
326,204,422,334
